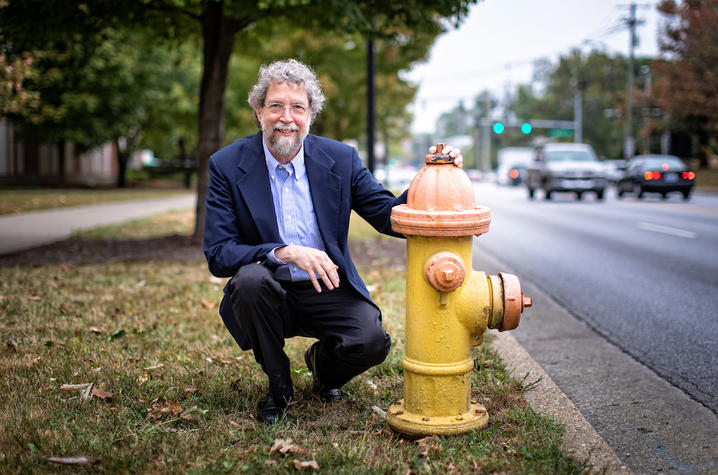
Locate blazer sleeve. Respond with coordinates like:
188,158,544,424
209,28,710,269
348,148,408,238
203,156,283,277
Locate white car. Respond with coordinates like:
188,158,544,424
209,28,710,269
525,143,608,200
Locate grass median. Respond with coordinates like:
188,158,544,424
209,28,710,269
0,210,589,473
0,188,191,216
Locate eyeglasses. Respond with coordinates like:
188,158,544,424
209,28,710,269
264,102,308,117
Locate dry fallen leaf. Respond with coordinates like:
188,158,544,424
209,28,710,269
91,388,112,400
59,383,92,391
180,405,208,420
184,387,198,394
144,363,165,371
264,459,277,466
289,459,319,471
270,438,309,456
7,335,18,351
46,456,92,465
416,435,442,457
148,400,184,419
88,327,103,335
200,299,215,309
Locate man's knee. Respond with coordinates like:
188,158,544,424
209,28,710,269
365,328,391,366
347,321,391,367
229,263,280,304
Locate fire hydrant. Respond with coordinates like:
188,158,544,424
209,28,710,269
386,144,532,437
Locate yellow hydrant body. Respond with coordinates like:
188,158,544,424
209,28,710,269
386,145,531,437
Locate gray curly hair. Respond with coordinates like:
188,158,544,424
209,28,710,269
248,59,325,128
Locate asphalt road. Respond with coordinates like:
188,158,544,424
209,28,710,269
472,183,718,473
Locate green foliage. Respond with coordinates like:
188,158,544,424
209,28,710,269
653,0,718,165
510,49,651,158
0,51,39,116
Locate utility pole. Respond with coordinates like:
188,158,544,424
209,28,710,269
574,90,583,143
620,3,648,159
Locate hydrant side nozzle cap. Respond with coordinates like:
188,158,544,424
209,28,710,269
497,272,530,332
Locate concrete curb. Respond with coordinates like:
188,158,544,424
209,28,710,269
490,332,631,474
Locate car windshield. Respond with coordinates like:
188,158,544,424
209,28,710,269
544,150,596,162
639,157,686,170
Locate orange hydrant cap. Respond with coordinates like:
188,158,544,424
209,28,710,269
391,144,491,237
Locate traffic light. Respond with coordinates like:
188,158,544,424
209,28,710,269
492,122,505,134
520,122,532,134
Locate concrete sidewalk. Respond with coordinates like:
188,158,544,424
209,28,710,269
0,193,195,255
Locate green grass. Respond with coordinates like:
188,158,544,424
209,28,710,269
0,188,191,215
0,210,590,473
73,209,195,239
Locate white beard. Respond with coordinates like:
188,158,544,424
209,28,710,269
262,121,308,159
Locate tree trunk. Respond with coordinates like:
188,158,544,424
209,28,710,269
193,1,237,243
696,128,710,169
114,138,129,188
57,141,65,186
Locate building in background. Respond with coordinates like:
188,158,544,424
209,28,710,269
0,119,117,187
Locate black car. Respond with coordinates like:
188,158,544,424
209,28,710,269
616,155,695,200
508,165,526,186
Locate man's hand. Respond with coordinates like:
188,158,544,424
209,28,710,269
275,245,340,293
429,144,463,168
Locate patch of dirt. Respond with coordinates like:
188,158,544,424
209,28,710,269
0,235,407,268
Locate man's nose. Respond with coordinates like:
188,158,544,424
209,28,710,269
279,106,294,121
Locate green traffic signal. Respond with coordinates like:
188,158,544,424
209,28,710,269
493,122,505,134
521,122,532,134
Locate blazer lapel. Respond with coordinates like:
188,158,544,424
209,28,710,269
305,137,341,246
235,134,281,242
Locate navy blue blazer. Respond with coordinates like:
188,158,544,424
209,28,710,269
203,132,407,350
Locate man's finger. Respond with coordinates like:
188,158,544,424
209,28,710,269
429,145,437,154
319,269,335,291
309,274,322,293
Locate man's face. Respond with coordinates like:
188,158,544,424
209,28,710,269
256,82,311,163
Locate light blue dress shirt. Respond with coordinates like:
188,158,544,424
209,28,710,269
263,139,325,281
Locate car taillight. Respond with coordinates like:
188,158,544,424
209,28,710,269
682,171,696,180
510,169,519,179
644,171,661,180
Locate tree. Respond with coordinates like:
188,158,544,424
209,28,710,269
653,0,718,167
2,27,199,187
1,0,479,241
0,51,38,116
510,49,651,159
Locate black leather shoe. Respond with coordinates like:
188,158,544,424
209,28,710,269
257,392,292,424
304,344,342,401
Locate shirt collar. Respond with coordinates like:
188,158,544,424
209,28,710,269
262,137,306,180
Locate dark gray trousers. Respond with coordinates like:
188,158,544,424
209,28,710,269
227,263,390,397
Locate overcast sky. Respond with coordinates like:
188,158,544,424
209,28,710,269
406,0,663,134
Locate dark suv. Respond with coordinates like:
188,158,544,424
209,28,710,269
525,143,607,200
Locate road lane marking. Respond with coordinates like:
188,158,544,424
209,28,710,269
637,221,697,239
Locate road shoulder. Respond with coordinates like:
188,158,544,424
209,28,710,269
491,332,630,474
